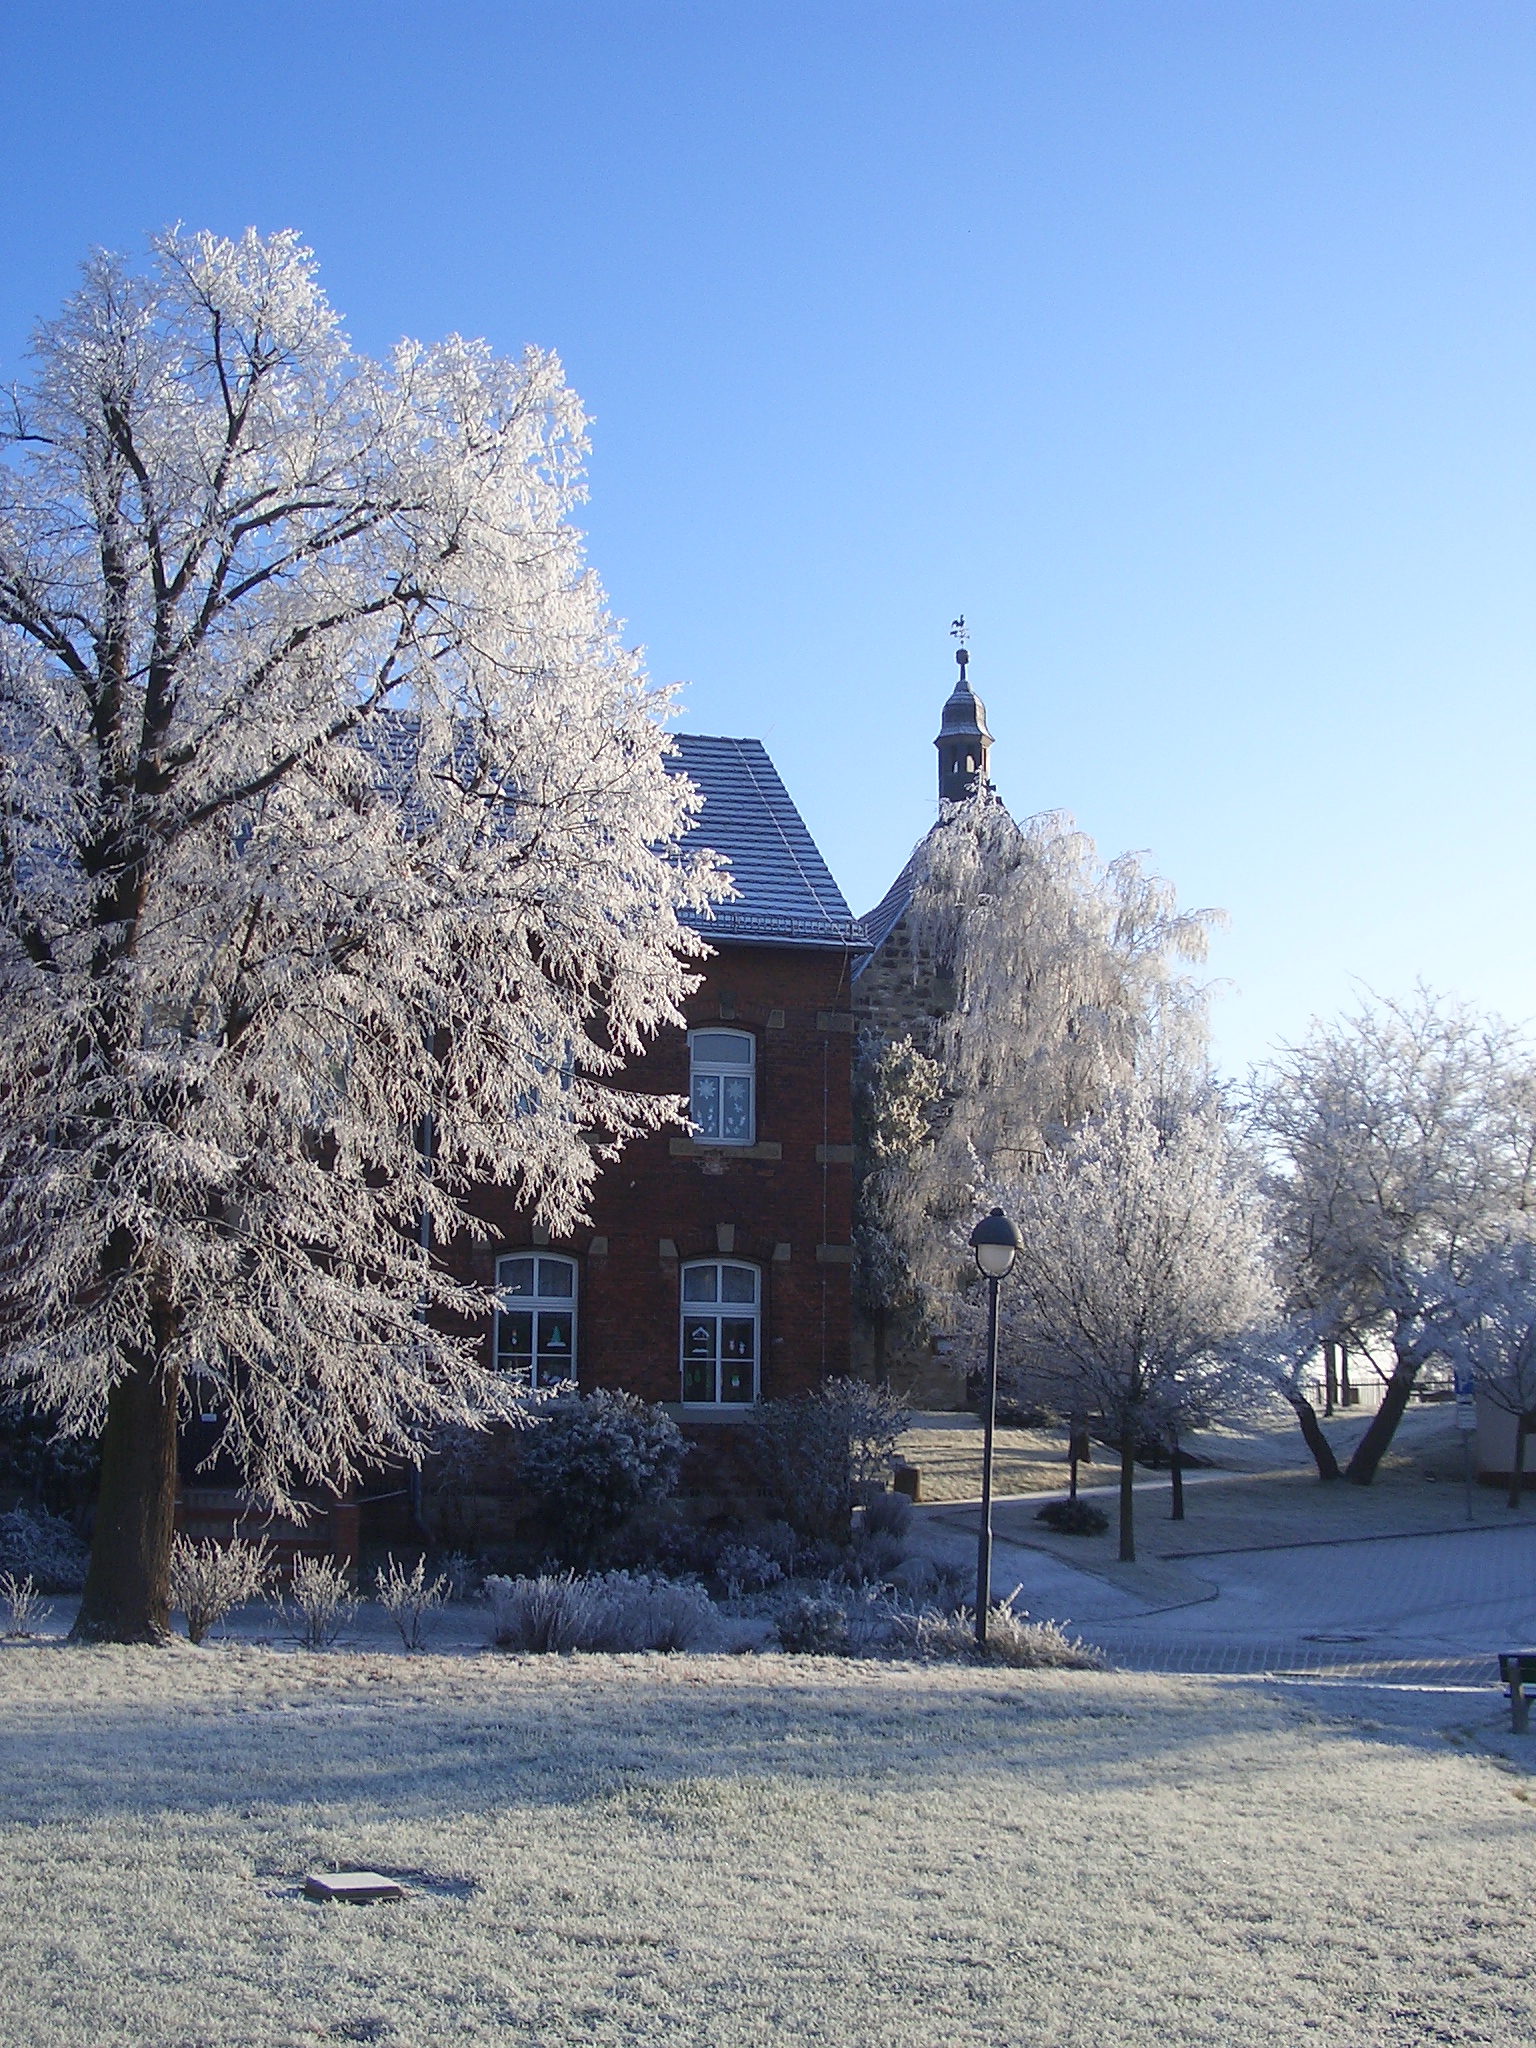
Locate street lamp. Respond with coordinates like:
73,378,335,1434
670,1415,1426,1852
970,1205,1023,1648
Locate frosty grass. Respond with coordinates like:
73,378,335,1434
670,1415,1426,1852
2,1645,1533,2047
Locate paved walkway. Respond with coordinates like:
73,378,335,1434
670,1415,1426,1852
920,1505,1536,1685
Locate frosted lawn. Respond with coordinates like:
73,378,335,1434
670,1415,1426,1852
3,1646,1533,2046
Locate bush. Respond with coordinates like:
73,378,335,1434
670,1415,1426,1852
752,1379,909,1541
774,1593,851,1656
0,1506,88,1592
0,1570,49,1636
1034,1498,1110,1536
0,1398,100,1519
286,1554,357,1650
895,1592,1105,1669
374,1554,449,1652
862,1489,913,1540
714,1541,784,1599
518,1390,685,1566
485,1570,716,1654
169,1534,274,1644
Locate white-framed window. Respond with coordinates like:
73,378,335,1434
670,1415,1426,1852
495,1253,577,1388
689,1028,755,1145
680,1260,760,1405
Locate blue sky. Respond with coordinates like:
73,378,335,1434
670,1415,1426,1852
2,2,1531,1074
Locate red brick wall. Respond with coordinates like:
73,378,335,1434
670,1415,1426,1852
456,942,857,1408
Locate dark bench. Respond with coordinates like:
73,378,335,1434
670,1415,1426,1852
1498,1652,1536,1732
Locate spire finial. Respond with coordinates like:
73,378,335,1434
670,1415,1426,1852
950,615,969,684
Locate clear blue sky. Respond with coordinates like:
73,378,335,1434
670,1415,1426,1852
2,2,1531,1075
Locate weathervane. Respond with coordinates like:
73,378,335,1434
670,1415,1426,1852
950,615,969,677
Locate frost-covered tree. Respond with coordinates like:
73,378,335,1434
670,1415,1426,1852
0,231,720,1642
993,1092,1273,1561
854,795,1218,1347
1444,1236,1536,1509
1252,990,1536,1486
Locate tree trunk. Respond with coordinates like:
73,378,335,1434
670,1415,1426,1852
1118,1417,1137,1563
1169,1431,1185,1520
1285,1388,1340,1481
1339,1341,1354,1407
1343,1353,1418,1486
872,1306,888,1390
71,1357,181,1643
1510,1416,1531,1512
1323,1339,1338,1417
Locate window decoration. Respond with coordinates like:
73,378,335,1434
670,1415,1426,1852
495,1253,577,1388
688,1029,755,1145
679,1261,760,1405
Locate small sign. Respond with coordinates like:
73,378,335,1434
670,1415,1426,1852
1454,1368,1478,1433
304,1871,404,1904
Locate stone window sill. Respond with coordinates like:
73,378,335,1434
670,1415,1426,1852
669,1138,782,1160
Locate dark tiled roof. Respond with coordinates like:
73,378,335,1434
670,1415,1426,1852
853,843,925,973
361,715,861,952
668,734,862,950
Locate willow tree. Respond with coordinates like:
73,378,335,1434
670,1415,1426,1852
0,231,720,1642
854,793,1218,1347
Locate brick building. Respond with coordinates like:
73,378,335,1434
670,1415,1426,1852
458,733,864,1419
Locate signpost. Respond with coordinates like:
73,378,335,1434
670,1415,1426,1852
1454,1367,1477,1521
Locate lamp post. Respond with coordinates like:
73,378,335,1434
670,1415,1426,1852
970,1205,1023,1648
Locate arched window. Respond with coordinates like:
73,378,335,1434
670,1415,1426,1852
680,1261,760,1405
495,1253,577,1388
688,1028,756,1145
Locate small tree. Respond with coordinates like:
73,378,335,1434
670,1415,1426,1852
517,1389,685,1566
999,1092,1273,1562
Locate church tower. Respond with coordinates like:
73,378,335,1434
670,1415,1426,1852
934,634,992,802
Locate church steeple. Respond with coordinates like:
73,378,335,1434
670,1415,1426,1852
934,620,992,802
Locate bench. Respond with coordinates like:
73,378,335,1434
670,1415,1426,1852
1498,1652,1536,1732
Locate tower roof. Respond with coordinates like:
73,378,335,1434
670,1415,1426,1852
935,647,992,746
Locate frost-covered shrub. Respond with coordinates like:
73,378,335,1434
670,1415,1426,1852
715,1541,784,1599
485,1570,592,1652
1035,1498,1109,1536
0,1400,99,1518
374,1554,449,1652
518,1390,685,1565
752,1380,909,1541
0,1571,49,1636
486,1570,716,1654
619,1575,715,1653
930,1560,973,1612
0,1506,88,1592
774,1593,851,1656
895,1593,1104,1669
435,1551,480,1602
169,1534,274,1644
286,1554,357,1650
862,1489,913,1540
839,1531,907,1587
